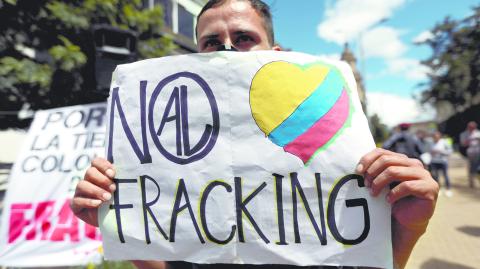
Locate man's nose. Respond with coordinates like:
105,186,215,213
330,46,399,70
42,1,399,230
216,43,238,51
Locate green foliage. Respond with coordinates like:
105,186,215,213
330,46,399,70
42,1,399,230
139,36,177,58
0,0,174,128
49,36,87,71
421,6,480,112
0,57,52,88
368,113,389,144
46,1,90,29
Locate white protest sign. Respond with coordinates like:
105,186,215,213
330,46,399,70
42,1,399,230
100,51,393,268
0,103,104,267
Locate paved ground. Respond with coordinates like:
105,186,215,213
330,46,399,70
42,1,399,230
406,153,480,269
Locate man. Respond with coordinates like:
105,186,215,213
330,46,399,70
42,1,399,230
460,121,480,188
429,131,453,196
383,123,424,160
71,1,439,269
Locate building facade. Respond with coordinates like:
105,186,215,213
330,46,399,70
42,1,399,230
147,0,207,54
340,43,367,113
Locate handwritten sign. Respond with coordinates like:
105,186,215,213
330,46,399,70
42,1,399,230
0,104,104,266
100,51,393,268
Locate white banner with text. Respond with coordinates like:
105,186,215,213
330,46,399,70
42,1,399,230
0,103,104,266
100,51,392,268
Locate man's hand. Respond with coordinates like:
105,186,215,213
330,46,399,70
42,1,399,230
70,157,116,227
356,148,439,269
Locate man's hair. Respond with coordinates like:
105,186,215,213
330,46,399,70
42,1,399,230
196,0,275,46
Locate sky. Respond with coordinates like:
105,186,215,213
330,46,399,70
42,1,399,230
263,0,478,127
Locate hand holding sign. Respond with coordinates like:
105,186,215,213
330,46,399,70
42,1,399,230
71,149,438,269
69,51,439,269
71,158,116,227
94,52,390,267
356,148,438,269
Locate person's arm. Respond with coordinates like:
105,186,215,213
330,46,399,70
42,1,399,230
460,131,469,147
71,159,170,269
391,221,426,269
382,133,399,150
132,261,169,269
413,137,425,155
440,140,453,156
356,148,438,269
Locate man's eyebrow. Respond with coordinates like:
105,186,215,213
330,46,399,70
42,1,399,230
200,34,219,41
233,30,252,36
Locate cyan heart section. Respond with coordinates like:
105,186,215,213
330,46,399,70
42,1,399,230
268,68,345,147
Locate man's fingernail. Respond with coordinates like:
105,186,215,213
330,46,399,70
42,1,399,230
356,164,364,173
103,192,112,201
91,199,102,206
386,194,392,204
369,188,375,196
109,184,116,192
105,169,115,178
365,179,371,188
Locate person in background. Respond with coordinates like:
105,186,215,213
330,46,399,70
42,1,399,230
383,123,424,161
416,130,433,155
460,121,480,188
416,129,434,169
429,131,453,197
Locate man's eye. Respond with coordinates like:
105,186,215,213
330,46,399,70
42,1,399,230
235,35,254,44
204,40,221,49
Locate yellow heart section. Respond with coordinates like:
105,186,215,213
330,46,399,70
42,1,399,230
250,61,330,135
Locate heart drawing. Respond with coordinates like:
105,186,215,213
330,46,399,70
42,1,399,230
249,61,352,164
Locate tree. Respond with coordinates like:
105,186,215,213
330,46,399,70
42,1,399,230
420,6,480,112
368,113,389,145
0,0,174,128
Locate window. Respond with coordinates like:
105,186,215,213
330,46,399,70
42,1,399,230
151,0,202,41
178,4,194,38
154,0,173,28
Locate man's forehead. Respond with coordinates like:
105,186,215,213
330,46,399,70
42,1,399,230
228,0,251,12
197,2,263,36
199,0,258,21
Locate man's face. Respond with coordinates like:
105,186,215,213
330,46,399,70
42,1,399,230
196,1,277,52
468,122,477,131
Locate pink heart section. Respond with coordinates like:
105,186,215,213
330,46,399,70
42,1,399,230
284,89,350,164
